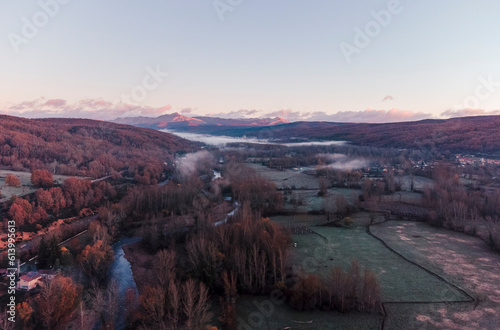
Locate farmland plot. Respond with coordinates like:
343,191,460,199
246,163,320,189
288,223,468,303
283,188,361,212
370,221,500,329
237,295,382,330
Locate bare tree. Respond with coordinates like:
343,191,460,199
154,249,176,288
334,194,348,217
360,269,381,312
182,279,212,330
166,280,181,329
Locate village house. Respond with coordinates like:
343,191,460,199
17,271,42,291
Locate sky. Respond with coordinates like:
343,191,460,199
1,0,500,122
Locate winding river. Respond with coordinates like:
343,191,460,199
108,237,142,330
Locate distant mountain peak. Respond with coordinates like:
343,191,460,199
112,113,289,129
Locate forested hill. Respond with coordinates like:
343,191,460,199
173,115,500,155
0,115,198,178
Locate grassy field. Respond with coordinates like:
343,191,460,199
371,221,500,329
287,218,469,303
241,162,498,329
399,175,434,191
237,295,382,330
282,188,361,213
241,213,486,329
246,163,320,189
375,191,423,205
270,214,327,227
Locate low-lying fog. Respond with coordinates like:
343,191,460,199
162,130,346,147
316,153,368,170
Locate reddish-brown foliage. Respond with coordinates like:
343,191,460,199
31,169,53,188
0,115,197,179
5,174,21,187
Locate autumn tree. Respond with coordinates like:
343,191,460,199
35,189,54,212
289,273,323,311
8,198,32,227
5,174,21,187
77,240,114,283
63,177,93,213
139,285,166,328
88,221,111,246
31,169,54,188
8,197,47,227
288,259,381,313
37,275,80,329
16,301,34,328
48,187,66,214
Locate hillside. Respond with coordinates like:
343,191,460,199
0,115,198,178
162,116,500,155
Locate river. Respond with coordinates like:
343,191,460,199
108,237,142,330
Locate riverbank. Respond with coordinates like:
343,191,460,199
122,241,154,293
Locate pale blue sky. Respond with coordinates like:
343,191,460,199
1,0,500,121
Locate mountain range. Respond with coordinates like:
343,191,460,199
113,113,290,129
114,113,500,155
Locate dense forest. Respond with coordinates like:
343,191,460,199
0,115,198,179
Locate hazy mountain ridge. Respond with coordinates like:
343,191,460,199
113,112,290,129
115,114,500,155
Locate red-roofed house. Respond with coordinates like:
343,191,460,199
17,271,42,291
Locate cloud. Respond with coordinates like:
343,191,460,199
259,108,433,123
262,109,305,121
304,108,433,123
1,97,173,120
2,98,436,124
177,150,213,177
327,159,368,170
441,108,500,118
382,95,394,102
316,153,368,170
207,109,261,119
44,99,67,107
